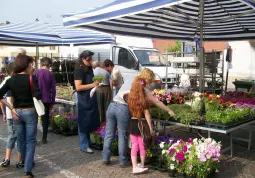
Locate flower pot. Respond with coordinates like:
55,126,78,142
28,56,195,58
168,169,177,178
185,175,196,178
176,172,186,178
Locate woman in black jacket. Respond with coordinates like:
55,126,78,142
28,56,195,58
0,54,42,178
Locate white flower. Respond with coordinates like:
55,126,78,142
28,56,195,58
162,150,167,155
160,142,165,149
193,138,198,144
172,156,176,161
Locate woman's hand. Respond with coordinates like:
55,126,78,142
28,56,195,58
168,110,174,117
93,81,100,87
11,109,19,120
2,114,6,122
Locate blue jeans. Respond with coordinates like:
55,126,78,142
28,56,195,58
6,119,19,150
102,103,130,165
78,128,91,150
14,109,37,172
113,88,121,97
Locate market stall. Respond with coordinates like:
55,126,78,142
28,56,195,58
63,0,255,93
150,89,255,157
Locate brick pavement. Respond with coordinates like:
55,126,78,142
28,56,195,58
1,118,255,178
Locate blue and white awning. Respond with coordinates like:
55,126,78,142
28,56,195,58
0,21,115,46
63,0,255,41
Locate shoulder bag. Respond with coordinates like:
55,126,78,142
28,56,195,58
138,119,152,148
30,75,45,116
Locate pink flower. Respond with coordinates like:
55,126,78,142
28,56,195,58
183,145,188,153
189,165,193,170
169,148,176,154
175,151,185,163
188,138,193,144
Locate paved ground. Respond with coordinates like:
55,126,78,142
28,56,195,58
1,117,255,178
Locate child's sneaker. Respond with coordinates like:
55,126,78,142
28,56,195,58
137,163,144,168
132,167,148,174
0,159,10,167
16,161,24,168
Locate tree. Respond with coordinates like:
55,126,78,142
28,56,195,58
167,40,182,53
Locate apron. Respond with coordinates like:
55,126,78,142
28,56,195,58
77,69,100,133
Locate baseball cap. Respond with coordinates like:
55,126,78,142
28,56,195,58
80,50,94,60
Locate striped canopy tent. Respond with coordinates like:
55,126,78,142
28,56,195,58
63,0,255,91
0,21,115,46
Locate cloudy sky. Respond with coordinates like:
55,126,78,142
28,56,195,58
0,0,114,24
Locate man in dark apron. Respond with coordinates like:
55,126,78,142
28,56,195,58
74,50,100,153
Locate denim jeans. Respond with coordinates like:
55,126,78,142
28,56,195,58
78,128,91,150
113,88,121,98
102,103,130,165
14,109,37,173
6,119,18,150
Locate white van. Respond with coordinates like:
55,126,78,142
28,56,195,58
77,36,177,88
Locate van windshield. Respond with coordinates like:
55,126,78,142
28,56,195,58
134,50,166,66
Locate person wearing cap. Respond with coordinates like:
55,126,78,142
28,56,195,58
74,50,100,154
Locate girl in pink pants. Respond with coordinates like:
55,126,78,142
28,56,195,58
127,78,153,174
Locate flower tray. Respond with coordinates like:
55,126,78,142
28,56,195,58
51,129,78,136
206,115,255,128
190,119,206,126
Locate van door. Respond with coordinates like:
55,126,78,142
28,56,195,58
112,46,139,81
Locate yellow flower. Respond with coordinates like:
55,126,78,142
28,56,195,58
209,101,213,103
158,90,165,95
216,95,220,99
54,115,60,118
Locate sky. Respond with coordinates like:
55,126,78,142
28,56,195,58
0,0,114,24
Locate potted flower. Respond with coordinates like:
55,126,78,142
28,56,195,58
54,113,69,131
163,139,192,177
184,138,221,178
66,113,78,133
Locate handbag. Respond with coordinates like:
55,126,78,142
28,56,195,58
138,120,152,148
29,75,45,116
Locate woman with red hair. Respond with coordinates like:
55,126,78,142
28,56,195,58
127,77,152,174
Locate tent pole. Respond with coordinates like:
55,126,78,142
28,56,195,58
165,51,168,90
36,43,39,69
199,0,205,93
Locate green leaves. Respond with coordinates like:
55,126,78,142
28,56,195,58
150,104,201,125
206,107,254,124
92,75,106,82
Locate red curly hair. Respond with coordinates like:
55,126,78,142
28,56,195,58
127,77,148,119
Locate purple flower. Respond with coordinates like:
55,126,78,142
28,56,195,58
189,165,193,171
167,134,172,138
153,148,159,152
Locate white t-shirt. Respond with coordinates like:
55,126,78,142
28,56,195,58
0,76,12,119
111,66,124,89
113,77,150,105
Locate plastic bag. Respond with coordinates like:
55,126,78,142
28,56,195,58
90,83,103,98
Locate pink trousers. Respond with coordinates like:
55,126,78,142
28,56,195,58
130,134,146,157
